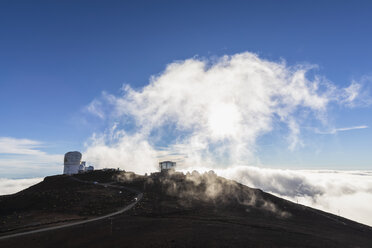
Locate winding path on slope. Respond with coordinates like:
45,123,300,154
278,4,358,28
0,177,143,240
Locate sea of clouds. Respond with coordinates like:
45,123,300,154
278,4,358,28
2,168,371,226
184,166,372,226
0,177,43,195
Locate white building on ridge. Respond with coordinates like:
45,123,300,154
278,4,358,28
63,151,93,175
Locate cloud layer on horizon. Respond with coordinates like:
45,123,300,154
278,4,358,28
0,137,62,178
2,168,371,227
0,177,44,195
182,166,372,226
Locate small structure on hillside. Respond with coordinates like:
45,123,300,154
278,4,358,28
159,161,176,172
63,151,93,175
78,161,86,173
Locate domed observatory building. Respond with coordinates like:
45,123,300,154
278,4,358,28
63,151,82,175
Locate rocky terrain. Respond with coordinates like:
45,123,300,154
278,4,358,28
1,169,371,248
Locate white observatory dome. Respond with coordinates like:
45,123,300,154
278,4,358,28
63,151,82,175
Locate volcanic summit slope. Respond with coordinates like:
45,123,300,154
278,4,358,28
1,170,371,248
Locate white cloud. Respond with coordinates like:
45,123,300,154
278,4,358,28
84,126,158,174
84,52,360,168
86,99,105,119
342,82,360,104
315,125,368,134
341,78,372,107
0,137,63,178
0,177,43,195
0,137,44,155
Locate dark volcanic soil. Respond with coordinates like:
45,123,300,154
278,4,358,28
1,170,371,248
0,171,134,233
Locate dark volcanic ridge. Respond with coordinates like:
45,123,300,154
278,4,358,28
0,171,135,233
1,169,372,248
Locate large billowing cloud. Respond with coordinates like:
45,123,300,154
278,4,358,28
84,52,361,172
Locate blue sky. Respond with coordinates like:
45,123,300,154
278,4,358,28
1,0,372,178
